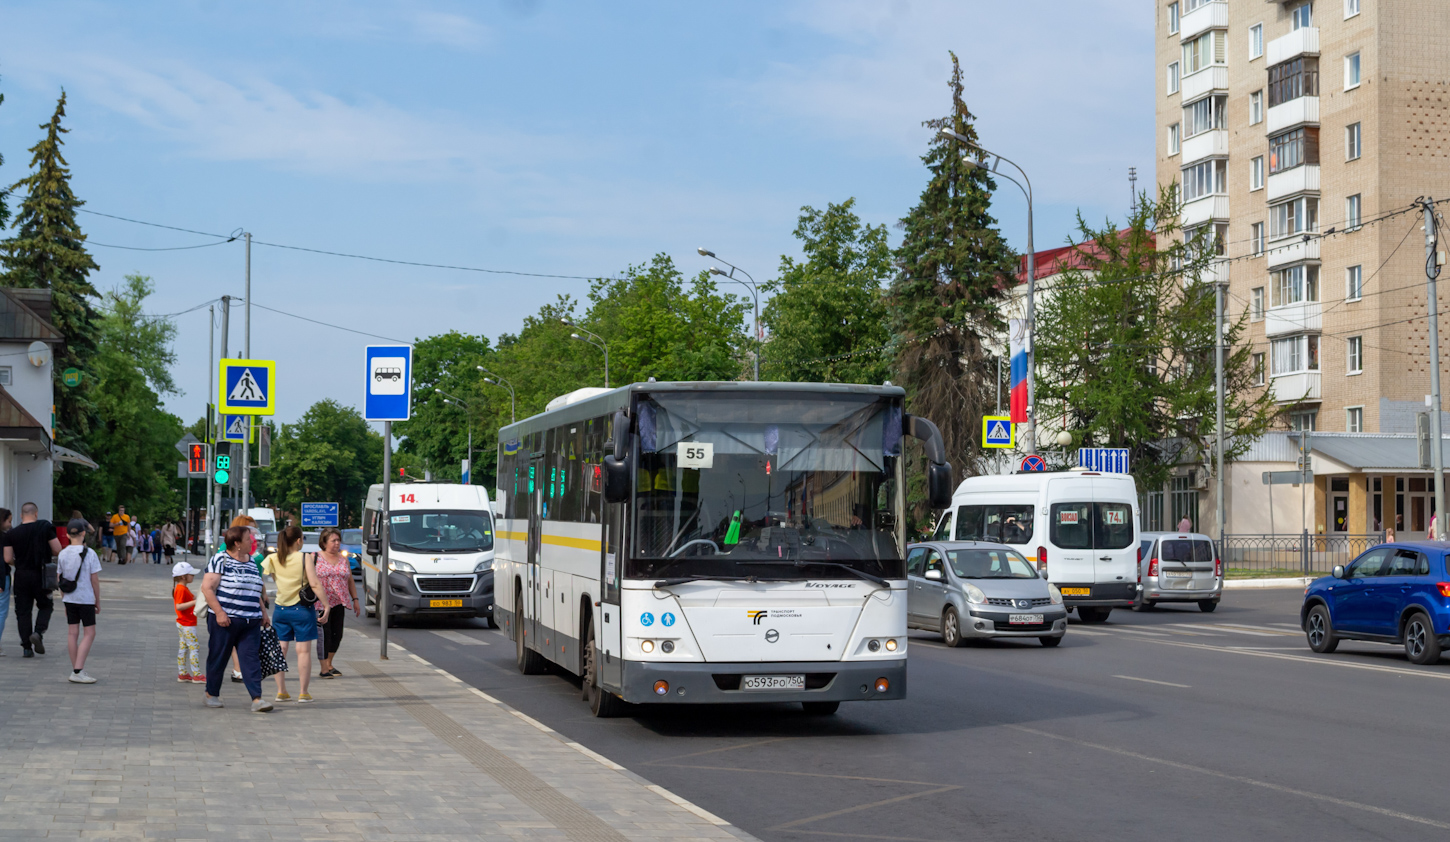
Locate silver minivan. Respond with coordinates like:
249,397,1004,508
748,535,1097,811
1135,532,1223,612
906,541,1068,647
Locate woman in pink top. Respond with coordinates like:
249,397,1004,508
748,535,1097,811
314,528,359,678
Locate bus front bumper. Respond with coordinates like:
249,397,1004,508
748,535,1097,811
618,658,907,704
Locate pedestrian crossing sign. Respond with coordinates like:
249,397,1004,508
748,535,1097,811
222,414,251,442
982,415,1014,449
219,358,276,415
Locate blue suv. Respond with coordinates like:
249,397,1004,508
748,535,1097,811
1301,542,1450,665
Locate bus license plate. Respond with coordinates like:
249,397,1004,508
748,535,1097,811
742,675,805,691
1009,614,1044,624
429,599,463,608
1060,587,1091,596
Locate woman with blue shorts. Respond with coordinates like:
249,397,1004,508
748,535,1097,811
261,526,329,703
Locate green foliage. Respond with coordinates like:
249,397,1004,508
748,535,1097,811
0,76,8,233
393,331,497,486
1033,189,1277,495
261,400,383,526
761,199,893,384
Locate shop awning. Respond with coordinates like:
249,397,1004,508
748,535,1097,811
53,444,97,470
1290,432,1450,474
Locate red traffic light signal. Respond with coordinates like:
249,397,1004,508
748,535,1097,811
188,443,208,474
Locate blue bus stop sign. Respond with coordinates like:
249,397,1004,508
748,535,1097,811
364,345,412,421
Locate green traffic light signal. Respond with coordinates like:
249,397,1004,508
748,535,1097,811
214,469,230,485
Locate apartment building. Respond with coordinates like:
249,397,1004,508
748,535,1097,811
1155,0,1450,537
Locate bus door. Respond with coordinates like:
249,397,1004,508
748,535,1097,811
527,455,544,648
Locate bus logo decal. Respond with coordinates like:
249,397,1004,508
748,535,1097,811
640,612,655,626
764,629,780,643
748,610,768,624
661,613,675,627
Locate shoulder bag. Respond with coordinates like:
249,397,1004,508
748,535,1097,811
298,552,320,608
57,549,93,594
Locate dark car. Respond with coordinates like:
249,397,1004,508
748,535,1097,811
1302,541,1450,665
342,528,363,575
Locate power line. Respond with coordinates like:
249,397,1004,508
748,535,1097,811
89,239,232,252
248,301,410,344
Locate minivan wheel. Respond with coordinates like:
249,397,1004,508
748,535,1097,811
1305,604,1339,654
1403,612,1442,665
942,607,966,648
1077,607,1110,624
1197,600,1218,613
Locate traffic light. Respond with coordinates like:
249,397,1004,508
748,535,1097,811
214,442,232,486
188,443,209,475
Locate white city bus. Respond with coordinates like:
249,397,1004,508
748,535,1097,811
494,381,953,716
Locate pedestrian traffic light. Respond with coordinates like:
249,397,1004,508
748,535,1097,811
188,443,209,474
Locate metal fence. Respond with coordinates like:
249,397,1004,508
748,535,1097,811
1221,533,1386,575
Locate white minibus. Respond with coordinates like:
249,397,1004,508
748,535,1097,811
361,482,497,623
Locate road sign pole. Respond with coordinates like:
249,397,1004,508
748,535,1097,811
242,233,251,521
380,420,391,660
213,297,229,554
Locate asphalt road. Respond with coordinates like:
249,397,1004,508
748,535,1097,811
361,590,1450,842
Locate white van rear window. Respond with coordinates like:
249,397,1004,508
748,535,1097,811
1050,503,1134,550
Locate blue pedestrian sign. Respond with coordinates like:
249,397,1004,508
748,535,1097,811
982,415,1014,449
364,345,412,421
1079,447,1130,473
222,414,250,442
300,502,339,528
218,358,276,415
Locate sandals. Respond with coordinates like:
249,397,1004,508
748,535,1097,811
320,668,342,678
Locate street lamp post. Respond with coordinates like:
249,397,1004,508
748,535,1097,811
939,128,1037,456
435,389,472,484
698,248,760,381
477,366,516,424
561,319,609,388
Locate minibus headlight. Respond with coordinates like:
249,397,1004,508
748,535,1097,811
473,560,493,573
388,560,415,574
963,583,987,604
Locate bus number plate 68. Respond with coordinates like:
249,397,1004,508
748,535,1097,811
742,675,805,691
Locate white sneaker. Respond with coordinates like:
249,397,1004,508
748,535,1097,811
68,670,97,684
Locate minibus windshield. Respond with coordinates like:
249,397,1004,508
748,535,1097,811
389,510,494,553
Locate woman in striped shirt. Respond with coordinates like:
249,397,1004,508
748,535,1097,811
200,525,274,712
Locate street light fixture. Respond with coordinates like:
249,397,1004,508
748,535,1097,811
938,127,1037,455
435,388,474,485
699,251,760,381
477,366,516,424
561,318,609,388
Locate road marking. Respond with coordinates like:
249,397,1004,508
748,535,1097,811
1122,634,1450,681
769,785,962,832
650,737,797,764
432,630,490,646
1174,623,1284,637
1113,674,1191,688
646,785,731,826
1067,628,1111,636
1008,724,1450,830
1104,627,1169,637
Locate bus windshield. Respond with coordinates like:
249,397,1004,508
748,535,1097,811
389,510,494,553
627,391,903,580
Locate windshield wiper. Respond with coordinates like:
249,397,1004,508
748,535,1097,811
653,574,774,588
738,560,889,588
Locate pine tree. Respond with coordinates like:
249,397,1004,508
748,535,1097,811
1,91,102,453
888,53,1018,516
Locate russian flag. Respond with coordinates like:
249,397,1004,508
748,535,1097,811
1009,318,1029,424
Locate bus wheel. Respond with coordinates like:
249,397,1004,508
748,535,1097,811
516,594,548,675
802,701,840,715
585,616,626,718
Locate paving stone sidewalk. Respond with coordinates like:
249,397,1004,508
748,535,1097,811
0,562,758,841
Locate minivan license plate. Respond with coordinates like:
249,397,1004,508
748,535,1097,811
1009,614,1044,624
429,599,463,608
742,675,805,691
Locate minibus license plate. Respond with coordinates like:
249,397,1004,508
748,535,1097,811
1060,587,1091,596
1009,614,1044,624
743,675,805,691
429,599,463,608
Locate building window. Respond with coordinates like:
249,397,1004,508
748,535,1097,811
1346,194,1362,230
1346,264,1363,300
1182,159,1227,201
0,367,11,386
1269,127,1320,173
1346,122,1362,160
1344,0,1359,18
1253,353,1266,385
1292,2,1313,30
1345,51,1361,90
1346,406,1363,432
1168,122,1181,155
1290,410,1318,431
1183,0,1216,11
1167,62,1180,95
1250,23,1264,60
1250,90,1264,125
1347,336,1363,374
1272,334,1320,375
1251,287,1265,321
1168,2,1180,34
1182,30,1224,75
1183,95,1226,138
1272,264,1319,307
1268,57,1319,107
1252,222,1266,255
1269,197,1319,239
1170,475,1199,532
1251,156,1265,191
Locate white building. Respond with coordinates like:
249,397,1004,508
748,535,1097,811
0,289,81,521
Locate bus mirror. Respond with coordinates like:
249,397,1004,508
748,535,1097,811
603,455,631,504
928,462,954,509
366,535,382,557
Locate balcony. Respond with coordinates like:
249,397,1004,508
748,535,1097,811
1266,96,1320,134
1181,66,1229,103
1267,164,1320,202
1265,301,1322,338
1181,129,1229,165
1266,237,1320,269
1181,195,1229,228
1269,371,1321,404
1180,1,1228,40
1267,27,1320,66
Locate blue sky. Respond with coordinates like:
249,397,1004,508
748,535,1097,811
0,0,1152,426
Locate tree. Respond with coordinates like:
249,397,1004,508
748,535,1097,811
1,91,102,454
888,52,1018,525
0,76,9,234
1032,190,1277,497
263,400,383,527
761,199,893,384
393,331,498,485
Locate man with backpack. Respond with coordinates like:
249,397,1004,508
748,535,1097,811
4,502,63,658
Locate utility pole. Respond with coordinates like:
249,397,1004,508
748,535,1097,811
213,296,230,554
206,303,214,554
1424,199,1445,538
1215,277,1226,547
241,232,252,515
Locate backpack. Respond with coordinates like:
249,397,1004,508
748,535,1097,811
58,549,94,594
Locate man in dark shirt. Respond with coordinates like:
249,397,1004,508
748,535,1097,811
5,502,63,657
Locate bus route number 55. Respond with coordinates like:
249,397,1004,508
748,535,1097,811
677,442,714,470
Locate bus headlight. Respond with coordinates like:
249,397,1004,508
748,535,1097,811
963,583,987,604
661,640,675,654
867,639,881,652
641,640,655,653
884,639,898,651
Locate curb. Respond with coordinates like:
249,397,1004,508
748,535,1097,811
1224,576,1316,589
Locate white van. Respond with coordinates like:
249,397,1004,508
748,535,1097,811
360,483,497,625
933,471,1140,622
245,507,278,535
